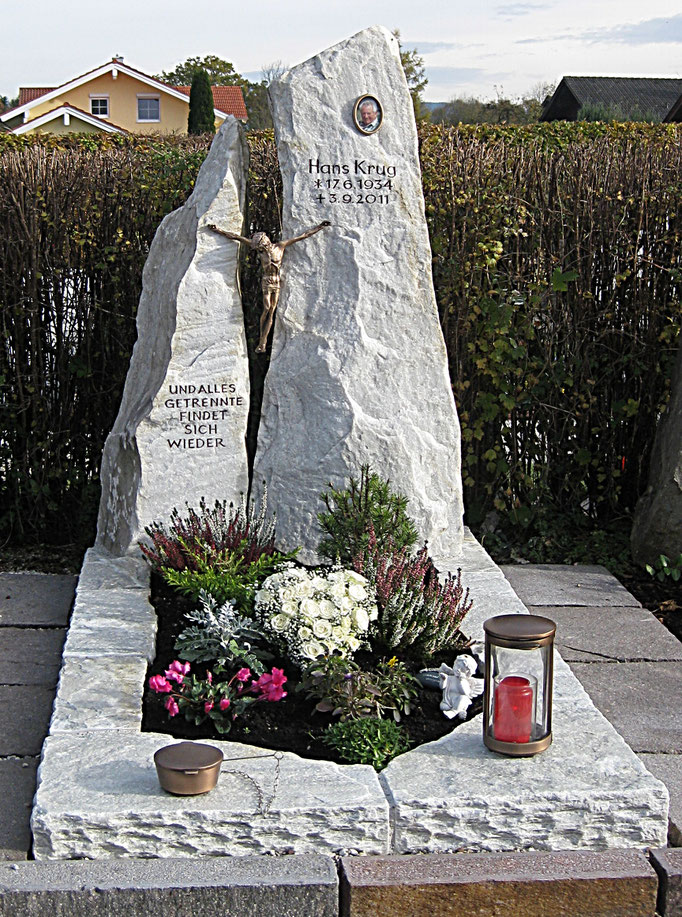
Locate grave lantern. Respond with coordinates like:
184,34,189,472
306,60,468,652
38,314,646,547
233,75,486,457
483,614,556,756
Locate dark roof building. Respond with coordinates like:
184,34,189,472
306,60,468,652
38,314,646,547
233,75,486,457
540,76,682,122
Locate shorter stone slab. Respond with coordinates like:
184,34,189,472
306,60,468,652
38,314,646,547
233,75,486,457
381,656,669,854
31,733,390,859
0,687,55,756
0,629,65,686
0,854,338,917
0,757,38,860
50,657,148,733
528,606,682,663
341,849,658,917
651,848,682,916
571,661,682,754
76,547,149,592
639,754,682,845
62,591,156,661
457,569,529,640
501,564,640,607
0,574,76,627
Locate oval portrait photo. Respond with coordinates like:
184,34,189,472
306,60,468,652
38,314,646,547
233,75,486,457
353,95,383,134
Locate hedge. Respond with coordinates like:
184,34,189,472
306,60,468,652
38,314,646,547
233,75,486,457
0,124,680,549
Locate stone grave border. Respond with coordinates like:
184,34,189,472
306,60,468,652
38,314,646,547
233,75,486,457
30,531,668,859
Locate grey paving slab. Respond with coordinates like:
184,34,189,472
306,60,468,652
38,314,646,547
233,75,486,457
0,629,66,686
0,757,38,861
0,854,338,917
0,687,55,756
0,574,76,627
651,848,682,915
639,753,682,846
500,564,641,607
528,605,682,662
571,661,682,753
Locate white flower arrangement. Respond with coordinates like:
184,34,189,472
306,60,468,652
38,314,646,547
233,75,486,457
254,565,378,667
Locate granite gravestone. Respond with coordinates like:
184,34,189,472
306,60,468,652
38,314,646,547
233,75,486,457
97,119,250,555
253,26,464,568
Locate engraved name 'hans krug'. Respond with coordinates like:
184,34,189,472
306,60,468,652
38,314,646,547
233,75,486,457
308,159,397,178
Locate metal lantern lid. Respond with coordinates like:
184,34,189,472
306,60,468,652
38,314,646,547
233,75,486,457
484,614,556,648
154,742,223,772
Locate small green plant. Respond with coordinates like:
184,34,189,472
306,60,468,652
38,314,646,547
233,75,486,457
322,717,409,769
174,590,270,675
162,550,292,608
645,553,682,583
300,655,418,722
318,465,418,565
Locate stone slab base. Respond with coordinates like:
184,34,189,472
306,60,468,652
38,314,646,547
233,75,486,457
651,848,682,916
340,850,659,917
0,854,338,917
30,537,669,859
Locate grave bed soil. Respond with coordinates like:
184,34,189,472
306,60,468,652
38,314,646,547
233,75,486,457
141,573,479,765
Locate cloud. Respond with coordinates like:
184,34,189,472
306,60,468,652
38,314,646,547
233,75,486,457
496,2,551,19
518,13,682,46
425,66,491,83
402,41,468,55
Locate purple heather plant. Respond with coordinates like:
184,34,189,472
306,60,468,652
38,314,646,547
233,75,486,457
353,525,473,656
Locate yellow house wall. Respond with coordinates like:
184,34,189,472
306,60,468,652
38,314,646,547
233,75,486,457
25,116,102,135
28,71,191,133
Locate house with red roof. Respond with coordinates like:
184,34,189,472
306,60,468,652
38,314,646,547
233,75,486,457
0,57,247,135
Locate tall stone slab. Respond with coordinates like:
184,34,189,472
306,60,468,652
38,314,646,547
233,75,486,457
253,26,463,568
632,341,682,565
97,119,250,555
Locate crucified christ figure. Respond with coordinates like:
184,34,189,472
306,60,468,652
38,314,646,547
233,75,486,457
208,220,331,353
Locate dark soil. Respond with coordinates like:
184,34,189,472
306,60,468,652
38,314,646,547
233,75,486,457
618,570,682,642
141,573,480,764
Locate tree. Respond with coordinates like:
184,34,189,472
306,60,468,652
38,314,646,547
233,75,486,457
392,30,428,120
157,55,241,87
188,69,215,135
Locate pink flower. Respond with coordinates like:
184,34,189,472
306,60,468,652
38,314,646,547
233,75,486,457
149,674,172,694
269,667,287,688
252,668,288,702
219,697,231,711
165,660,190,684
204,701,214,713
236,668,251,682
206,671,213,685
164,696,179,717
264,685,287,702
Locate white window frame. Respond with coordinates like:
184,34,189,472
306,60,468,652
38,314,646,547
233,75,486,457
89,95,109,118
137,94,160,123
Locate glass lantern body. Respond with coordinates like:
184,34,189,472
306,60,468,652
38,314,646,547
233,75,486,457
483,614,556,757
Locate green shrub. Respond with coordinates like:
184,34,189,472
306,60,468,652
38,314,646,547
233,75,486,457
317,465,417,565
322,717,409,769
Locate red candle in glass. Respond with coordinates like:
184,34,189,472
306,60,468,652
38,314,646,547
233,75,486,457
493,675,533,743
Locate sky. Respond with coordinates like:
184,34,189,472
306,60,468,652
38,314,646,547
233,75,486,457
3,0,682,104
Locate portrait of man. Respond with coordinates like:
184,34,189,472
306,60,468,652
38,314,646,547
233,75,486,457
354,95,383,134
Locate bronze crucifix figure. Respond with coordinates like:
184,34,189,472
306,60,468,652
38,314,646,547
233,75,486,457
208,220,331,353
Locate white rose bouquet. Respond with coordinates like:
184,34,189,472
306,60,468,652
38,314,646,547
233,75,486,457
254,566,378,667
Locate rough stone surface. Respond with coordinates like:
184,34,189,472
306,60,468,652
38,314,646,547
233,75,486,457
341,849,659,916
639,754,682,845
0,757,38,860
0,855,338,916
253,26,463,569
501,564,641,607
0,629,65,686
651,848,682,916
96,118,250,556
527,605,682,663
0,687,55,756
381,656,669,853
31,733,390,859
571,661,682,753
49,657,148,733
76,547,148,592
0,574,75,627
632,341,682,566
61,586,156,661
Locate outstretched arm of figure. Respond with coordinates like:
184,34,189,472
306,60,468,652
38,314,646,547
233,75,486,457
280,220,331,249
206,223,253,247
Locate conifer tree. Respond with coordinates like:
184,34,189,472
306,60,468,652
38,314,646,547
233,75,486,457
188,69,215,135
